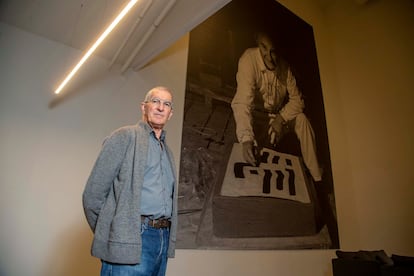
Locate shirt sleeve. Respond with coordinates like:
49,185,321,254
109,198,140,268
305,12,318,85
231,50,256,143
82,128,131,232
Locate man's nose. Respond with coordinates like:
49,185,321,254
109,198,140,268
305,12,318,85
157,103,166,111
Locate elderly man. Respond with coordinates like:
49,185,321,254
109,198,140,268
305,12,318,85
83,86,178,276
231,31,322,182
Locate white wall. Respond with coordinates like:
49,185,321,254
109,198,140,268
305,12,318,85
321,0,414,253
1,0,413,275
0,22,187,276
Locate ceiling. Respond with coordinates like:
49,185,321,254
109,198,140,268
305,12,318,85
0,0,232,73
0,0,364,77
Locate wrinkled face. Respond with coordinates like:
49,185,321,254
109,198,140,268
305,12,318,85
257,33,277,69
141,88,173,129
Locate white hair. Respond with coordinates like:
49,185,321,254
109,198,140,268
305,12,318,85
144,86,173,102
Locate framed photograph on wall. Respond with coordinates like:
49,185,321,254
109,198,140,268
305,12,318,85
177,0,339,250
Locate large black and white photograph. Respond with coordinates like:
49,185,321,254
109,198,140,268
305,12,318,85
177,0,339,250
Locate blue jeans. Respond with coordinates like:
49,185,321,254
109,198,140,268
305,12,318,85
100,223,170,276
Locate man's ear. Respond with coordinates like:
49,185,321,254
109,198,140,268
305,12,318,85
140,102,146,113
168,110,173,120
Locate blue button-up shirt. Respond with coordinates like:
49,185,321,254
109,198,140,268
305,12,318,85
140,129,174,219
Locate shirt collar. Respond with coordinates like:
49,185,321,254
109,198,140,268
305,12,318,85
139,120,166,142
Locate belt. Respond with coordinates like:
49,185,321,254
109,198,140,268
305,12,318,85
141,216,171,229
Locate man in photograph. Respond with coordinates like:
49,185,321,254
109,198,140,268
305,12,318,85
231,31,322,182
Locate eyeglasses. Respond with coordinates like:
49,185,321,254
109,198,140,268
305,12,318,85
146,97,173,109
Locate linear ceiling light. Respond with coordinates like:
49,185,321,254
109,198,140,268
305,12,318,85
54,0,140,94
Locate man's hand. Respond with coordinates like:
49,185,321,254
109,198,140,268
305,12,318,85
268,113,286,146
242,141,257,166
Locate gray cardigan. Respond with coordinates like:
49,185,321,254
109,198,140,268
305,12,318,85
82,121,178,264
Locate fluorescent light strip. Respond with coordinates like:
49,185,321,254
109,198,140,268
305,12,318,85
54,0,140,94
